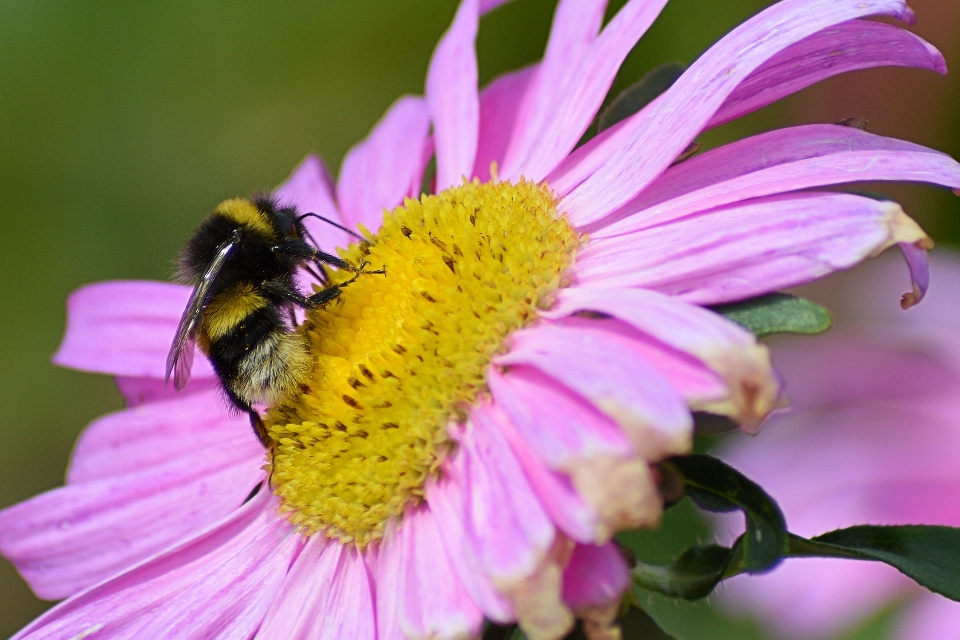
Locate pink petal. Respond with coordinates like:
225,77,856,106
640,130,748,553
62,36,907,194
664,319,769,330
495,320,693,460
113,376,220,407
53,281,216,380
576,192,930,305
486,365,632,469
274,154,352,252
561,543,630,611
590,125,960,237
336,96,430,231
708,20,947,129
67,389,258,484
501,0,606,182
375,506,484,640
257,537,375,640
552,0,915,225
430,405,555,586
480,0,514,12
719,558,913,639
899,239,932,309
501,0,668,183
473,65,537,182
894,594,960,640
426,0,480,190
427,454,576,640
483,400,600,544
719,401,960,535
543,287,779,430
425,477,515,623
763,334,960,411
12,493,298,640
488,366,660,538
0,400,264,600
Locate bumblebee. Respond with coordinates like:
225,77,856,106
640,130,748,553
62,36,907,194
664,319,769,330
165,195,380,446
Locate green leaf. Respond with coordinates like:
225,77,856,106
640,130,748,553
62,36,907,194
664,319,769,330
482,623,526,640
632,544,732,600
709,293,832,338
620,607,680,640
598,62,685,133
789,526,960,601
667,455,788,574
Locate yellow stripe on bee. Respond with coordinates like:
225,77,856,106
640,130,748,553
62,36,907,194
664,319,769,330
202,282,268,341
215,198,274,237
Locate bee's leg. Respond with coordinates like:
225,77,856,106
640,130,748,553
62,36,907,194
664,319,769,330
262,279,345,310
272,240,355,271
262,279,323,309
247,411,271,448
223,385,271,448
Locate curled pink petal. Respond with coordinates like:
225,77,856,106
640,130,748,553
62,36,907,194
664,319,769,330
426,0,480,190
53,281,215,380
576,192,930,305
337,96,430,231
590,125,960,237
496,320,693,460
561,543,629,611
274,154,352,252
375,505,484,640
473,65,537,182
257,537,375,640
708,20,947,129
552,0,915,225
12,493,297,640
899,238,933,309
502,0,668,182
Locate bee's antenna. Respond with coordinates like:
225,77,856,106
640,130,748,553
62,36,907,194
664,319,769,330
298,212,364,241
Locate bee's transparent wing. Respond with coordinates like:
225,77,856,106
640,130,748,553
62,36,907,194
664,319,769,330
165,234,238,391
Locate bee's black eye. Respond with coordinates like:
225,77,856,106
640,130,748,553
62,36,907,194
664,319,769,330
275,210,299,237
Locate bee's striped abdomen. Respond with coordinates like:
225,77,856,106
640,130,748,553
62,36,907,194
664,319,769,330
201,282,269,341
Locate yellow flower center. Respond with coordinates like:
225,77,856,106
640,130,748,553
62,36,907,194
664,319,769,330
265,179,580,547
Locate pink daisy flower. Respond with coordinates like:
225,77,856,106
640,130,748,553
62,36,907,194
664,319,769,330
714,251,960,640
2,0,958,638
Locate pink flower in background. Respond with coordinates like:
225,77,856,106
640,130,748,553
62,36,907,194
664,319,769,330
716,252,960,640
1,0,958,638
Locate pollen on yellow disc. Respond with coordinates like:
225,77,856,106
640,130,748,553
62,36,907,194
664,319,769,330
265,178,580,547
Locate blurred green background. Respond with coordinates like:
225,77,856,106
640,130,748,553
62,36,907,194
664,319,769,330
0,0,957,637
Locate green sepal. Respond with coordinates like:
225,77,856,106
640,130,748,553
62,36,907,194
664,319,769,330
597,62,686,133
709,292,833,338
666,455,788,574
790,526,960,601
